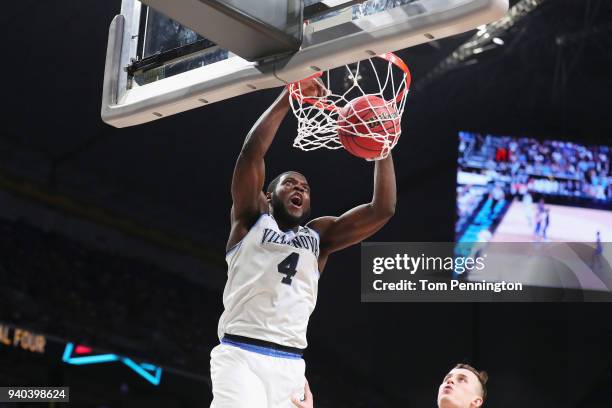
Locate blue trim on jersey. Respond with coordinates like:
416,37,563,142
221,339,303,360
225,241,242,256
305,226,322,277
308,226,321,242
225,213,269,256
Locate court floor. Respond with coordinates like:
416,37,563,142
491,199,612,243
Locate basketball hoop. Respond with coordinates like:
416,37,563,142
288,53,411,160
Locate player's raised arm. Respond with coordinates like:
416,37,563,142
228,79,326,250
307,154,396,259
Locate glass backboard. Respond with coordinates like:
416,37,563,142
102,0,508,127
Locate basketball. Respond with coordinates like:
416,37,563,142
337,95,400,160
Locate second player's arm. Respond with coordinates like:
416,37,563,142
308,154,396,258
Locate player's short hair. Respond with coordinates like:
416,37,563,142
454,363,488,402
266,171,306,194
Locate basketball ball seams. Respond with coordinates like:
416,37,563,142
353,137,385,152
337,94,400,159
341,134,375,157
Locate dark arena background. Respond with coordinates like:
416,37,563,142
2,0,612,407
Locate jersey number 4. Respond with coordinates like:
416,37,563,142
277,252,299,285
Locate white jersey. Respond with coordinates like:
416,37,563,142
218,213,320,349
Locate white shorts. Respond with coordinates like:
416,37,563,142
210,343,306,408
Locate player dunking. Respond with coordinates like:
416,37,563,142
210,79,397,407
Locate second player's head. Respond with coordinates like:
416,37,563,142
267,171,312,227
437,363,488,408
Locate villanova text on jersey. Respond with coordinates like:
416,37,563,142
261,228,320,258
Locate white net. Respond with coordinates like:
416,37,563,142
288,53,410,160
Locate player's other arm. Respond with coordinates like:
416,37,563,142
227,89,291,250
307,154,396,255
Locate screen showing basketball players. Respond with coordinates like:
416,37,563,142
455,132,611,244
454,133,611,292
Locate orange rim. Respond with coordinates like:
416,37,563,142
288,52,411,112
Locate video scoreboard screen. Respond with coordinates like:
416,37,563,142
454,133,612,292
456,132,611,244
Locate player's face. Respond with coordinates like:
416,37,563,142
437,368,483,408
272,173,311,224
